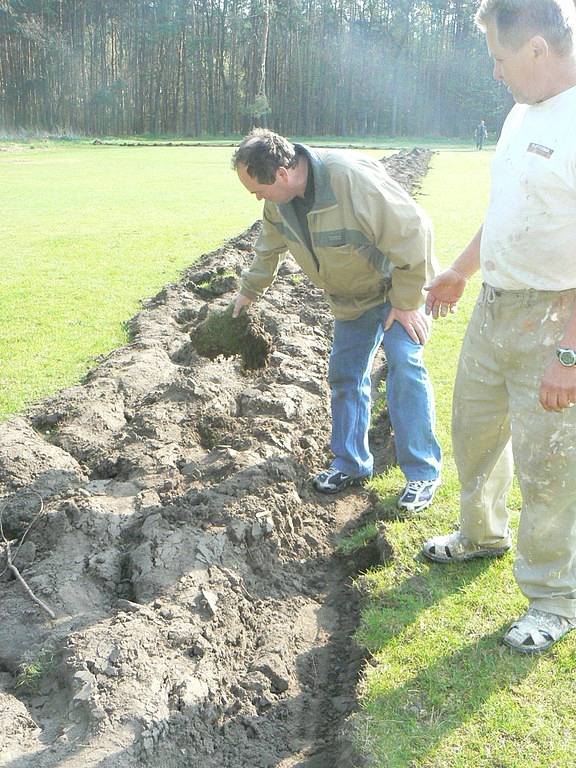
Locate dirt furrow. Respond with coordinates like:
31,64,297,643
0,149,433,768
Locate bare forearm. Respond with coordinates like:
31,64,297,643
559,304,576,348
425,226,483,318
451,226,482,279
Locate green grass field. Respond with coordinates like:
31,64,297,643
0,144,260,416
0,139,478,419
1,134,487,151
2,142,574,767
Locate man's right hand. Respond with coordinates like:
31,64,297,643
232,293,253,318
424,268,467,319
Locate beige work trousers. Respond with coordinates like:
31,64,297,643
453,284,576,618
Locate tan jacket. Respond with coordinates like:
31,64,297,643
240,144,437,321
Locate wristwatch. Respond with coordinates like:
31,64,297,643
556,347,576,367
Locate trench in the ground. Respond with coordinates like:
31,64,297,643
0,149,434,768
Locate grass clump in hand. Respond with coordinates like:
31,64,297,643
191,304,273,370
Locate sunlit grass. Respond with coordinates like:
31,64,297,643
0,141,480,420
0,144,260,417
0,134,485,151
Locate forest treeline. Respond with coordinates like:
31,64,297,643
0,0,512,138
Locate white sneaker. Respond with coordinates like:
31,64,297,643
397,479,439,512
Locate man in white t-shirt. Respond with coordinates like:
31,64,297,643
421,0,576,653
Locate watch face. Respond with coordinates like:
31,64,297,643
558,349,576,367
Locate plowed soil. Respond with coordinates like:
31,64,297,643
0,149,433,768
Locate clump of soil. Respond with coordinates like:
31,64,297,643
191,304,273,370
0,148,433,768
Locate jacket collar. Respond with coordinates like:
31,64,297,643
274,143,338,251
291,143,337,211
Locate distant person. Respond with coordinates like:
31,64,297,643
474,119,488,149
231,129,442,512
422,0,576,653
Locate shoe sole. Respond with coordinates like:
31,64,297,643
422,545,510,564
502,636,555,654
397,498,434,513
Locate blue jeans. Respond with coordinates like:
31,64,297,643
328,301,441,480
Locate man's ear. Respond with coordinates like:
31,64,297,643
276,167,289,182
531,35,549,59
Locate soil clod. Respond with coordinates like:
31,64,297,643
191,304,273,370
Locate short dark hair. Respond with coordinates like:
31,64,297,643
476,0,575,56
232,129,298,184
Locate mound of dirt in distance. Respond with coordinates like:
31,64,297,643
0,148,434,768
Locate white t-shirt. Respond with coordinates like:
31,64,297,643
481,84,576,290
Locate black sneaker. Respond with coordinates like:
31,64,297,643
312,468,368,495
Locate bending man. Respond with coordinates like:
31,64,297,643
232,129,441,512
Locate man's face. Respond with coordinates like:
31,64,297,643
485,21,540,104
236,163,294,204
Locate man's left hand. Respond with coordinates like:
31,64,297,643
539,359,576,411
383,308,431,345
